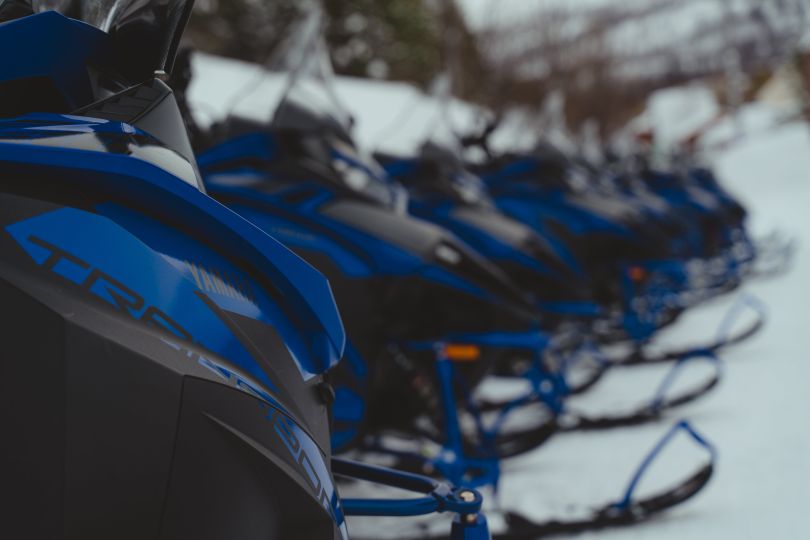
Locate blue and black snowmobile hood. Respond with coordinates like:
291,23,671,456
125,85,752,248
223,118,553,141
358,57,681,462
0,6,351,539
0,114,350,539
482,149,644,232
377,141,593,300
0,2,195,115
0,113,346,371
477,146,681,264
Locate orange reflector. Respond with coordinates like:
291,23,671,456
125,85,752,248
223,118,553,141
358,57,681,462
443,344,482,362
628,266,647,282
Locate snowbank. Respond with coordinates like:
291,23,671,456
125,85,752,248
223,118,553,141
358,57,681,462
647,84,721,148
189,51,483,156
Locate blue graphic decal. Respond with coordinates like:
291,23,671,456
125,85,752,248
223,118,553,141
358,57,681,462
6,206,281,390
0,116,345,373
233,205,372,278
93,201,333,381
175,336,347,539
196,132,277,170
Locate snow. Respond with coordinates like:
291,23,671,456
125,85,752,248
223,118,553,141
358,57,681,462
187,53,283,128
333,77,536,156
190,52,810,538
646,85,721,149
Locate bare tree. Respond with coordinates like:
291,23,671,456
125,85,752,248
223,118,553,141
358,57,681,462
470,0,808,138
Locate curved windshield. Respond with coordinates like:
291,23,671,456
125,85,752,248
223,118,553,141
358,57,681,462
422,74,467,154
79,0,123,31
237,4,404,210
33,0,125,31
414,77,496,207
269,8,353,132
32,0,136,31
26,0,191,80
529,142,576,190
211,5,404,209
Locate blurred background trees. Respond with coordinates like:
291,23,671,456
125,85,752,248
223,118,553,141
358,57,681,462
472,0,809,137
186,0,810,138
185,0,475,88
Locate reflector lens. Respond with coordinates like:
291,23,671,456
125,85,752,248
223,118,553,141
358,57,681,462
443,344,482,362
628,266,647,282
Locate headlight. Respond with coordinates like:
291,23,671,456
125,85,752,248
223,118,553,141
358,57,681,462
435,243,462,265
332,158,371,191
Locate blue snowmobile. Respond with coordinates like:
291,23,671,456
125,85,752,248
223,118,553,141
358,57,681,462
459,123,765,357
0,2,492,539
377,140,601,326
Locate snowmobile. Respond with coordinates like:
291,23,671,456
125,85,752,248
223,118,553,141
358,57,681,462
590,142,778,325
0,3,491,539
373,116,724,431
178,7,718,537
630,139,794,284
376,140,601,325
476,144,689,338
460,123,766,355
598,146,747,263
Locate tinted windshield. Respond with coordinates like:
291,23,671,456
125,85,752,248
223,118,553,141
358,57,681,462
31,0,135,31
32,0,126,30
215,5,403,208
24,0,191,80
78,0,123,30
271,6,404,209
417,76,495,206
423,74,466,151
269,7,353,133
